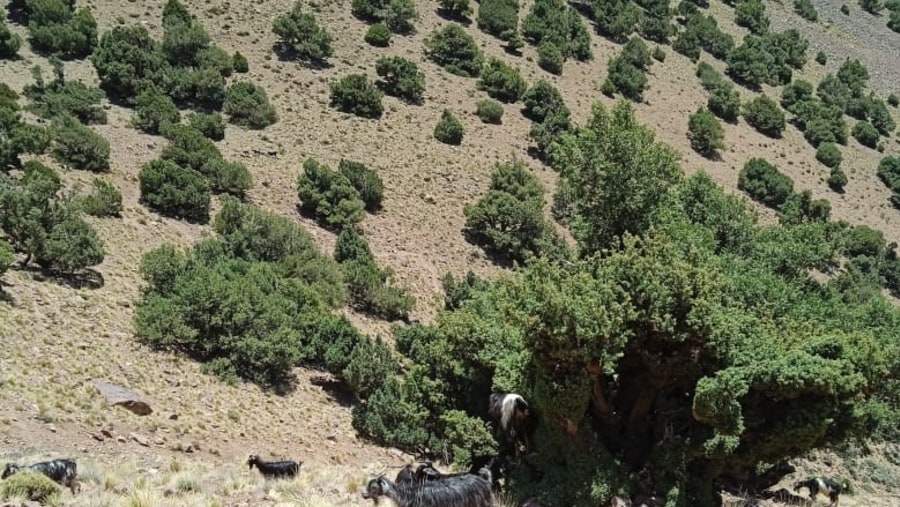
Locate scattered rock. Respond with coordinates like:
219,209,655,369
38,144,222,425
91,432,105,442
93,381,153,416
130,432,150,447
116,435,126,443
100,428,113,438
47,424,57,433
167,413,179,420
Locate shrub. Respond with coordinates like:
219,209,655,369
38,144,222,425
79,177,123,217
335,226,375,264
51,114,110,172
335,231,414,320
778,190,831,225
351,0,418,33
434,109,464,145
781,79,814,112
606,55,647,101
851,120,879,148
889,93,900,107
522,0,591,59
0,239,13,288
343,337,398,399
688,107,725,157
375,56,425,104
162,66,226,110
652,46,666,61
815,51,827,65
272,1,334,63
537,40,564,75
593,0,640,41
828,166,848,192
0,18,22,59
205,158,252,198
24,61,107,125
735,0,769,34
223,82,277,129
859,0,883,14
696,62,723,91
197,46,234,77
476,99,503,124
187,112,225,141
738,157,794,207
339,159,384,212
297,158,366,229
816,143,842,169
36,206,106,273
0,472,61,504
793,0,818,20
522,80,566,122
160,123,222,174
841,4,850,14
877,155,900,196
133,85,180,135
439,0,473,18
743,95,786,137
708,82,741,122
139,159,211,223
365,23,391,47
233,51,249,73
890,9,900,32
424,24,484,77
27,2,98,58
477,0,519,38
330,74,384,119
622,36,652,70
477,58,527,103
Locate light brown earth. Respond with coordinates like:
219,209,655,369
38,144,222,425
1,0,899,504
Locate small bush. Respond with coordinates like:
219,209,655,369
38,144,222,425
424,24,484,77
537,40,564,75
205,158,252,198
365,23,391,47
233,51,249,73
24,62,107,125
160,123,222,174
851,120,879,148
297,158,366,229
476,99,503,124
816,142,842,168
477,0,519,38
187,112,225,141
816,51,827,64
606,55,647,101
51,113,110,172
735,0,769,34
375,56,425,104
139,159,211,223
743,95,786,138
793,0,818,20
434,109,464,145
0,472,61,504
477,58,527,103
522,80,567,123
91,25,166,102
781,79,814,112
889,93,900,107
708,82,741,122
828,166,848,192
841,4,850,14
859,0,883,14
339,159,384,212
0,18,22,59
272,1,334,63
330,74,384,119
133,85,180,135
687,107,725,157
652,46,666,61
28,5,98,58
738,157,794,208
80,177,123,217
224,82,277,129
439,0,473,18
696,62,723,91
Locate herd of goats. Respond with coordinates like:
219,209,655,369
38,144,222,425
1,393,849,506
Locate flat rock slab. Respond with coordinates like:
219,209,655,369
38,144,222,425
93,381,153,416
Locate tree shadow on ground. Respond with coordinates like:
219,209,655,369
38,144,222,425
435,8,473,26
272,44,333,70
461,228,517,270
309,374,356,408
29,267,105,290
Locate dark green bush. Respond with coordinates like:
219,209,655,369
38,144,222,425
0,472,61,504
828,166,848,192
223,81,277,129
133,85,180,135
777,190,831,225
343,336,398,399
537,40,564,75
434,109,464,145
342,257,415,320
162,66,226,110
91,25,167,103
339,159,384,212
351,0,418,33
606,55,647,101
743,95,786,137
365,23,391,47
160,4,211,67
441,270,490,310
79,177,123,217
476,99,504,124
160,123,222,174
708,82,741,122
297,158,366,229
335,226,374,264
815,51,827,65
477,58,527,103
793,0,818,20
0,94,52,168
205,158,252,198
735,0,770,34
50,113,110,172
438,0,473,18
696,62,723,91
621,36,652,70
521,0,592,60
213,195,319,263
187,112,225,141
652,46,666,61
851,120,879,148
0,239,13,289
687,107,725,157
738,157,794,208
841,3,850,13
477,0,519,38
593,0,640,41
817,74,852,110
330,74,384,119
233,51,249,73
889,93,900,107
26,0,98,58
522,80,566,123
272,1,334,64
781,79,814,112
24,61,107,124
0,18,22,59
375,56,425,104
139,159,211,223
859,0,883,14
197,46,234,77
36,205,105,273
424,24,484,77
816,142,842,169
890,9,900,32
876,155,900,198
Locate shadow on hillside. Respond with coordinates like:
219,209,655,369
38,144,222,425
309,374,355,408
0,290,13,305
272,45,334,70
435,9,473,26
461,229,517,269
29,267,105,290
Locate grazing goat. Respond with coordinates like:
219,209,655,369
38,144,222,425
794,477,848,506
488,393,536,457
362,473,494,507
247,454,301,479
395,464,416,484
468,455,507,492
1,458,80,493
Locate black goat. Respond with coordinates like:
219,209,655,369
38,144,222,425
794,477,848,506
468,455,507,492
488,393,536,457
362,473,493,507
247,454,301,479
395,464,416,484
1,458,79,493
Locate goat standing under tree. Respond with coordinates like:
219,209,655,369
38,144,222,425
794,477,849,506
362,472,494,507
488,393,536,459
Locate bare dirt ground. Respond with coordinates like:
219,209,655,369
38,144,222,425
1,0,899,504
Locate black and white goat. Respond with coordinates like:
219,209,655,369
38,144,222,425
362,473,494,507
1,458,80,493
247,454,301,479
488,393,536,457
794,477,848,506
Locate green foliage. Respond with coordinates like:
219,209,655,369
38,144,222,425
50,113,110,172
890,8,900,32
91,25,167,102
438,0,473,18
339,159,384,212
841,3,851,13
329,74,384,119
859,0,883,14
334,226,374,264
133,85,180,135
696,62,723,91
537,40,564,75
522,0,592,61
0,472,61,504
375,56,425,104
351,0,418,33
778,190,831,225
0,17,22,59
781,79,814,112
476,99,504,124
272,1,334,64
738,157,794,208
687,107,725,157
343,336,398,399
605,49,648,102
851,120,879,148
424,24,484,77
889,93,900,107
477,0,519,39
297,158,366,229
727,31,807,88
139,159,210,223
793,0,818,20
162,66,226,110
522,80,566,122
877,155,900,208
434,109,464,145
334,229,415,320
365,23,391,47
708,82,741,122
652,46,666,61
735,0,769,34
477,58,528,103
816,51,827,64
186,112,225,141
816,142,842,169
743,95,786,137
78,177,123,217
0,239,13,289
232,51,249,73
0,94,52,167
223,81,277,129
441,270,490,310
828,166,848,192
24,61,107,124
25,0,97,58
592,0,640,41
160,122,221,173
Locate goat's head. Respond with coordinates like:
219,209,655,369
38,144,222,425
361,476,390,504
247,455,259,469
1,464,18,480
